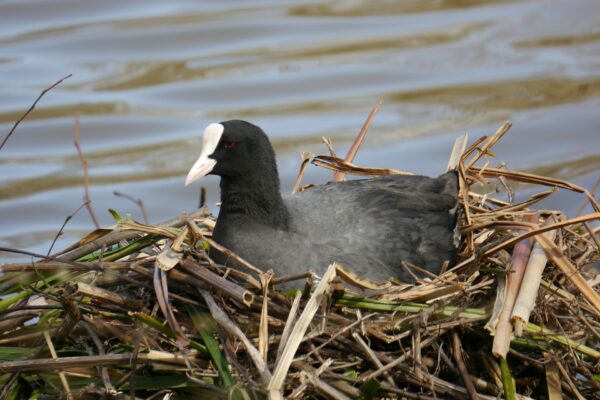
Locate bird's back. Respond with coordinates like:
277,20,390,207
285,171,459,282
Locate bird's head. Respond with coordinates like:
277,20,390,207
185,119,276,186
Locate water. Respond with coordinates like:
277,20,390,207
1,0,599,262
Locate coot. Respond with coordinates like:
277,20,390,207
186,120,459,285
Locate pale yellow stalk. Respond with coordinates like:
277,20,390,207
512,217,557,335
491,216,535,359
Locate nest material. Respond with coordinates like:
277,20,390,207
0,123,599,400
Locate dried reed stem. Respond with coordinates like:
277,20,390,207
451,330,479,400
73,114,100,228
114,190,150,224
268,264,337,396
333,97,383,182
0,74,72,151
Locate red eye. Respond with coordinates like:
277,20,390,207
224,141,236,149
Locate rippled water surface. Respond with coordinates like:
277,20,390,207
1,0,599,262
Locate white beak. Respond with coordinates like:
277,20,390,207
185,123,224,186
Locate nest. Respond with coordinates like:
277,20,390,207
0,123,599,400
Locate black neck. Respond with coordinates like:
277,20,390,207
218,173,290,230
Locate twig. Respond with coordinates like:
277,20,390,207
80,320,116,396
378,384,451,400
451,330,479,400
0,246,103,271
392,362,473,398
576,176,600,217
0,353,157,373
291,152,312,195
73,114,100,228
312,154,408,177
555,359,587,400
72,282,144,310
583,220,600,250
321,137,337,157
498,175,514,204
362,329,447,381
464,122,512,169
205,238,264,276
304,313,377,362
0,74,72,151
301,370,352,400
179,258,254,306
469,166,587,194
114,191,149,224
47,202,88,257
272,272,312,286
480,213,600,257
352,332,396,387
0,260,124,271
333,97,382,182
43,331,73,400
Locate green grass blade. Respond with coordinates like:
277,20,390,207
4,380,20,400
334,295,486,319
500,358,517,400
78,233,160,262
189,310,234,385
524,323,600,360
188,307,243,398
0,290,31,312
108,208,123,223
0,347,37,361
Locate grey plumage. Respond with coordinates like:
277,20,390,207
214,172,458,283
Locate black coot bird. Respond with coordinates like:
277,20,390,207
186,120,459,285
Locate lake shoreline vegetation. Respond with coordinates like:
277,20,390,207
0,85,599,399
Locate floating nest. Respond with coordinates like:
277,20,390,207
0,123,599,400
